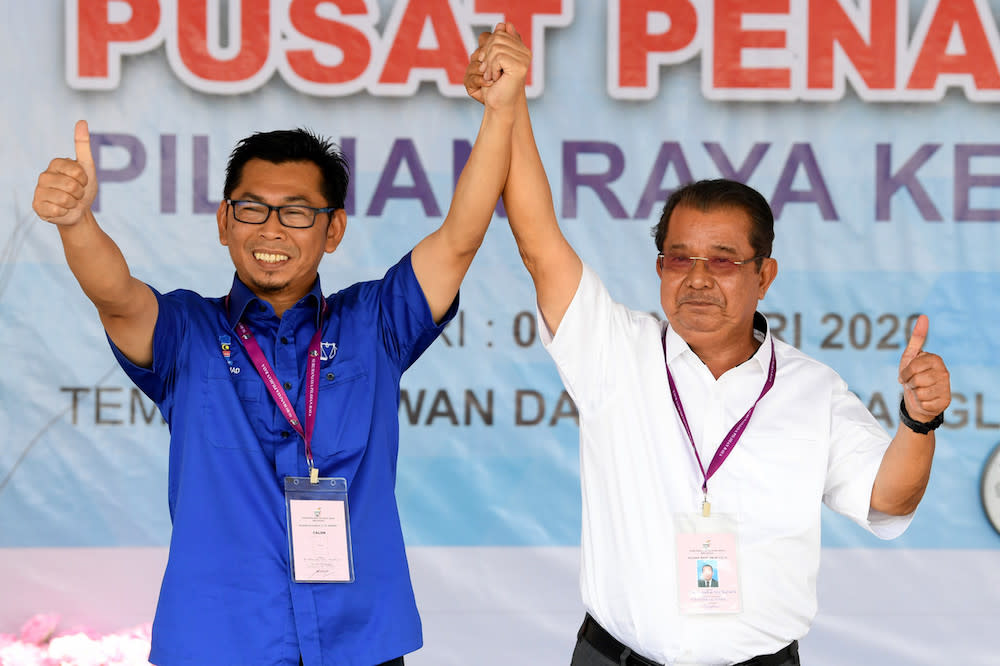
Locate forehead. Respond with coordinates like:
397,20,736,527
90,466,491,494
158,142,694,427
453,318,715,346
662,205,754,253
233,159,324,201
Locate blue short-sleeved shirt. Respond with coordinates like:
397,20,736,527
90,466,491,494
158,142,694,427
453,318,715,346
110,253,455,666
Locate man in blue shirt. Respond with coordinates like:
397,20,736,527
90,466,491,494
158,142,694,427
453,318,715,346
31,24,530,666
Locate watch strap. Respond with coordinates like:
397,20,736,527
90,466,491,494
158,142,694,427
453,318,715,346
899,398,944,434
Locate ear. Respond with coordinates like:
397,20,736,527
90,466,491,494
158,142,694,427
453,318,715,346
654,254,663,279
216,200,230,246
757,257,778,300
324,209,347,254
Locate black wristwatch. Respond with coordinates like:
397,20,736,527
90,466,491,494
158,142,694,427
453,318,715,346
899,398,944,434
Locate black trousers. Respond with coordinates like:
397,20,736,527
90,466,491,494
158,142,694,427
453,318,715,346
572,614,800,666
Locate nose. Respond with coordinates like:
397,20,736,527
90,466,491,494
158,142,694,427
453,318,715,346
685,258,713,287
257,210,286,238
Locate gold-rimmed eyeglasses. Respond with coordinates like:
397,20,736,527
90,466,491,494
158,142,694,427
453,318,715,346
657,253,765,275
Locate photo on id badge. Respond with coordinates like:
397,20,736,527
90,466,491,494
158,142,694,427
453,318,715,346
697,560,719,588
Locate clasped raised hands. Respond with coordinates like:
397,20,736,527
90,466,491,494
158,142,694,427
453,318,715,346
464,22,530,110
32,120,97,226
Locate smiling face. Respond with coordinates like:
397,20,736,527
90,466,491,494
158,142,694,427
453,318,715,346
656,204,777,359
217,159,346,313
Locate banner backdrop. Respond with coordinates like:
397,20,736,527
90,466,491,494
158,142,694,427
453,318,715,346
2,1,999,663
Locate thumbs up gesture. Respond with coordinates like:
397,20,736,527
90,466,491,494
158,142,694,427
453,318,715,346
32,120,98,226
898,315,951,423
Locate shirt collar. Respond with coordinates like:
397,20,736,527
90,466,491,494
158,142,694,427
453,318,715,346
663,311,772,371
747,311,772,371
224,274,325,330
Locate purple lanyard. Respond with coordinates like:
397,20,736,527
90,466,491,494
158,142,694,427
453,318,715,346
228,296,327,480
662,332,777,500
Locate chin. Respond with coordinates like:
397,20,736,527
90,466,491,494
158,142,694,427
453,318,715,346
672,313,724,332
247,274,290,294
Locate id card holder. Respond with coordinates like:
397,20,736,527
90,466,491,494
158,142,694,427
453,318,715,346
284,476,355,583
674,512,741,614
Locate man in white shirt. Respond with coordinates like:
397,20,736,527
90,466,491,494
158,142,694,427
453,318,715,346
466,30,951,666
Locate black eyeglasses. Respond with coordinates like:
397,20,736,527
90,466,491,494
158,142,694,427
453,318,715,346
657,253,765,275
226,199,337,229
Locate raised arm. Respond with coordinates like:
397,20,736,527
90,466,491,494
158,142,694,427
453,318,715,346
465,27,581,334
32,120,158,367
409,23,527,323
870,315,950,515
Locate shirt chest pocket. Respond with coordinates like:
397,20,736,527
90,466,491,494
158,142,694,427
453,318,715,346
309,360,372,462
201,357,268,450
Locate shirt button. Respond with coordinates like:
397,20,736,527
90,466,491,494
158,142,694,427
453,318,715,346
283,382,292,390
281,431,290,438
326,372,335,381
280,336,289,344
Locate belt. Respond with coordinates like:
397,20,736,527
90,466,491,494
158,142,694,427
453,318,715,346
578,614,800,666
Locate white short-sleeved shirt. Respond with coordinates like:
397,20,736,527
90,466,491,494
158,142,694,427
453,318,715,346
540,264,911,665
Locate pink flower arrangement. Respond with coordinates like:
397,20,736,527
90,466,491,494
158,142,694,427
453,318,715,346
18,613,60,646
0,615,151,665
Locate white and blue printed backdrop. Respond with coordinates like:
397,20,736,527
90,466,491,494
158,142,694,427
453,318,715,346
2,1,999,663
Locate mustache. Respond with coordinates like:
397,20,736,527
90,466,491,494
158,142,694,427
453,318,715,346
677,292,723,307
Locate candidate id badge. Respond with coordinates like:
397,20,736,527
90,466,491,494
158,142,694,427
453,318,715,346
284,476,355,583
674,512,741,614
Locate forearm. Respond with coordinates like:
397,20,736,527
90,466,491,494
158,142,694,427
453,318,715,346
57,209,148,319
440,103,515,256
870,426,936,515
505,95,578,275
411,102,514,322
503,95,581,331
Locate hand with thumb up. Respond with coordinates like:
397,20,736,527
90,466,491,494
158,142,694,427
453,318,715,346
32,120,98,226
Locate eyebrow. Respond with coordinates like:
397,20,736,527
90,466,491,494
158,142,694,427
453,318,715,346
666,242,742,255
236,193,317,205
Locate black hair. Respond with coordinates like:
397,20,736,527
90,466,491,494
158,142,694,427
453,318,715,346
223,128,349,209
651,179,774,264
